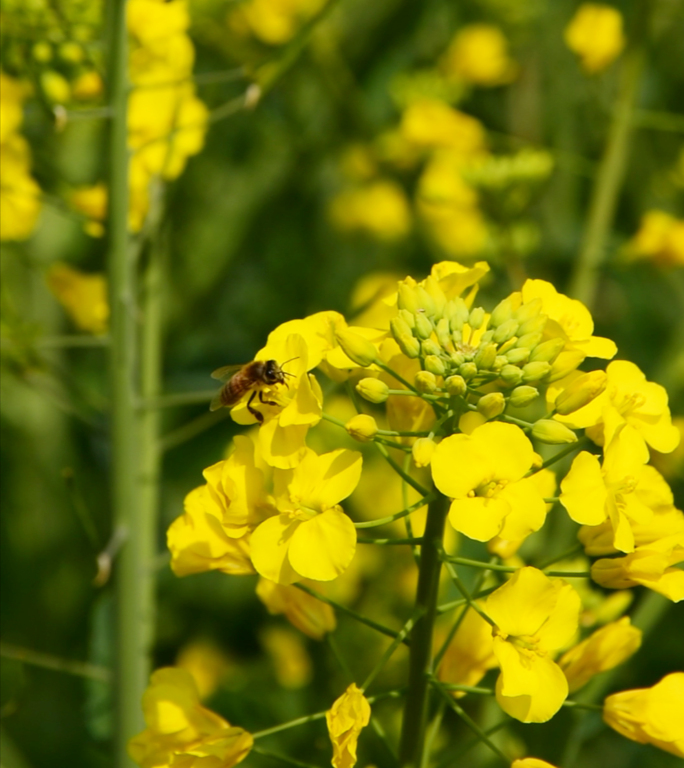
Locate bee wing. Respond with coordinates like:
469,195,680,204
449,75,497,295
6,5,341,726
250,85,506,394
210,389,227,412
210,364,244,381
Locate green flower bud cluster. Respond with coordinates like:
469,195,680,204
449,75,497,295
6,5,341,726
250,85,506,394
464,149,554,192
391,282,563,394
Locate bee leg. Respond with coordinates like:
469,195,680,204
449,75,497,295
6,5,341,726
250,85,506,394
247,391,264,423
258,390,278,407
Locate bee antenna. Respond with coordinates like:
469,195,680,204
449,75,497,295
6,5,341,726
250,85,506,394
280,356,299,370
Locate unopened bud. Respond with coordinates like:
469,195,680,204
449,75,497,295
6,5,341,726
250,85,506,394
517,313,547,336
490,297,514,328
447,298,470,331
509,385,539,407
424,355,446,377
415,286,436,317
474,343,497,370
555,370,608,415
505,347,530,365
500,364,524,386
41,70,70,103
414,312,434,340
396,333,421,359
356,378,389,404
477,392,505,419
398,309,415,329
451,329,463,344
345,414,379,442
412,437,436,467
530,338,565,363
548,350,586,382
390,316,413,342
398,281,421,314
459,362,478,380
514,298,543,325
531,419,578,444
444,375,467,396
450,351,466,367
493,318,519,345
415,371,438,393
436,318,452,349
336,328,377,367
479,330,494,344
421,339,442,357
522,361,551,382
423,276,446,317
492,355,507,371
516,332,543,350
468,307,485,330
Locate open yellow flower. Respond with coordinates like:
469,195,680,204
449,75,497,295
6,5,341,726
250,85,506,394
564,4,625,73
250,447,362,583
128,667,253,768
431,422,546,542
326,683,371,768
442,24,517,86
558,617,642,692
483,567,581,723
46,263,109,334
603,673,684,758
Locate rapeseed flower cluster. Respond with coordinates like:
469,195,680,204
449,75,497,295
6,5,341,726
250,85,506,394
142,260,682,767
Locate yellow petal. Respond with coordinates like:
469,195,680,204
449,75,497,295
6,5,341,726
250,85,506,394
472,422,534,481
291,449,363,510
448,496,509,541
484,567,559,637
560,452,608,525
258,419,309,469
250,515,300,584
496,477,548,541
288,507,357,581
535,581,582,651
432,433,491,498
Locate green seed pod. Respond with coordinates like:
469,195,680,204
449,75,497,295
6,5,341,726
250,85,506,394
399,309,416,329
415,370,438,393
522,361,552,383
490,297,514,328
396,333,421,359
474,343,498,370
390,316,413,343
531,419,578,444
398,282,421,314
500,364,524,386
516,332,543,350
509,385,539,407
459,362,478,381
414,312,434,340
477,392,505,419
468,307,485,330
517,314,547,337
424,354,446,377
529,338,565,363
514,297,543,325
444,375,467,396
436,317,452,350
356,378,390,404
336,329,378,367
505,347,531,365
421,339,442,358
493,318,519,345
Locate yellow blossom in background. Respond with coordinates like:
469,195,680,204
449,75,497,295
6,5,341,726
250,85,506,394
432,422,547,542
176,640,234,699
401,99,488,156
442,25,517,86
228,0,326,45
626,210,684,267
603,672,684,758
326,683,371,768
128,667,253,768
260,625,313,688
329,180,411,241
256,577,336,639
512,759,559,768
484,567,581,723
558,617,642,692
564,4,625,73
650,417,684,480
46,263,109,334
70,183,108,237
250,447,362,583
437,607,498,694
71,71,104,100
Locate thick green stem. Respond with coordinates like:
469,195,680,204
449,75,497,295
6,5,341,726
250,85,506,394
107,0,146,764
398,494,448,766
568,0,648,306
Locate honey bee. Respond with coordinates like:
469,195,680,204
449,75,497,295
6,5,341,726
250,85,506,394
209,358,296,422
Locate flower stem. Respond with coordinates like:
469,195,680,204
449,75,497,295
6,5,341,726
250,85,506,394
398,493,449,766
354,493,434,529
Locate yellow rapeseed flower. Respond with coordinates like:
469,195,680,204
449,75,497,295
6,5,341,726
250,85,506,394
46,263,109,334
326,683,371,768
483,567,581,723
329,180,411,241
442,24,517,87
128,668,253,767
437,607,498,694
176,640,234,699
603,673,684,757
564,4,625,74
260,625,312,688
627,210,684,267
401,99,487,156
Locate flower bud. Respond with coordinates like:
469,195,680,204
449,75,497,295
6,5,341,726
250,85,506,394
414,312,434,340
345,414,378,442
479,330,494,344
531,419,578,444
444,375,467,396
59,42,84,63
548,349,585,382
421,339,442,357
41,70,70,103
517,313,547,336
493,318,519,345
423,276,446,317
356,378,389,404
459,362,478,380
336,329,377,367
396,333,421,359
514,297,542,325
505,347,530,365
468,307,485,330
474,343,497,370
390,316,413,343
415,371,438,393
412,437,436,467
555,370,608,415
516,332,543,350
492,355,507,371
477,392,505,419
522,361,551,382
397,280,421,314
508,385,539,407
424,355,446,377
447,298,470,332
398,309,415,329
490,297,514,328
529,338,565,363
415,286,436,317
500,364,524,386
451,328,462,344
436,318,452,349
449,351,465,367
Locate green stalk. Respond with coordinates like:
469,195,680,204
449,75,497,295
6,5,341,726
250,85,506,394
398,494,448,766
106,0,147,763
568,0,649,307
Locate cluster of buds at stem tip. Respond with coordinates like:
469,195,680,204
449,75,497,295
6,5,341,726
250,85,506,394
390,279,563,398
